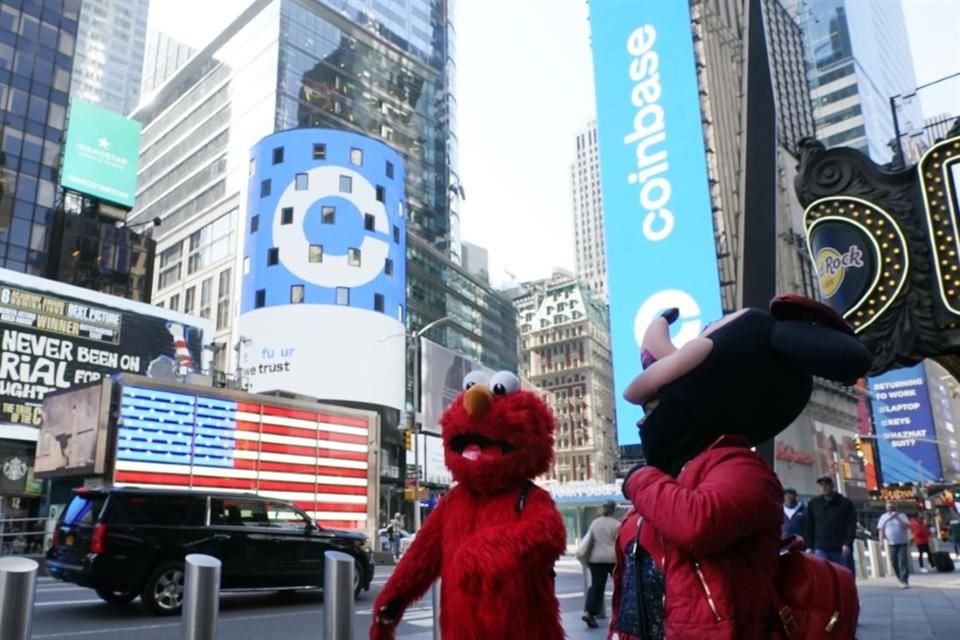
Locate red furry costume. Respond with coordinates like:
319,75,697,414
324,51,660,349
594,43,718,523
370,370,567,640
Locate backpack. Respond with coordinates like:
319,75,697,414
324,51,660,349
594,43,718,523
772,536,859,639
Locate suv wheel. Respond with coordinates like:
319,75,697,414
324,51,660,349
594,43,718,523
142,561,185,615
354,559,363,598
95,587,137,604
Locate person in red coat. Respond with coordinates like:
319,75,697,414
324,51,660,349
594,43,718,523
608,296,871,640
370,370,567,640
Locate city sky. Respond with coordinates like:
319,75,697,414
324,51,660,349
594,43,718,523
148,0,960,287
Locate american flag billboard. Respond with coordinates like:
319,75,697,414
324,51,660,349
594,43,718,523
111,384,375,531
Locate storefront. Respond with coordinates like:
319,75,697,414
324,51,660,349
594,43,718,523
0,438,45,554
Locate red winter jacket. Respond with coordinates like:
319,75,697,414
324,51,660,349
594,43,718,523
621,435,784,640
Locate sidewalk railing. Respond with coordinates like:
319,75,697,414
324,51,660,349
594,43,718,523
0,519,46,557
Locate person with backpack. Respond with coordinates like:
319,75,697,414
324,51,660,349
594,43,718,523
877,501,911,588
616,296,870,639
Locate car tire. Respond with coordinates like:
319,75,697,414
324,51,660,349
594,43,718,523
141,561,186,616
95,587,138,604
354,559,364,598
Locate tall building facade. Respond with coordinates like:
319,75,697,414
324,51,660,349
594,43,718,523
460,240,488,283
128,0,461,372
70,0,148,115
571,120,606,302
787,0,922,163
513,272,616,484
0,0,82,275
139,30,196,97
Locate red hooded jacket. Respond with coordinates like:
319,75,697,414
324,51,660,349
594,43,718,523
616,435,784,640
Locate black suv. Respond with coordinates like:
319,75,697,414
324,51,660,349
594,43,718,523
46,487,375,615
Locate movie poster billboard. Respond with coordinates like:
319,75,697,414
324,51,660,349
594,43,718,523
812,421,869,499
35,382,112,477
0,268,211,434
868,363,944,483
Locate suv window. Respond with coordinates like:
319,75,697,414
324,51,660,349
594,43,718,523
105,494,207,526
62,494,106,526
210,498,271,527
265,502,310,529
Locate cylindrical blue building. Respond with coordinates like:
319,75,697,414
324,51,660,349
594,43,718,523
238,129,407,410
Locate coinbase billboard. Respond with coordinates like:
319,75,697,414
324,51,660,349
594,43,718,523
588,1,722,445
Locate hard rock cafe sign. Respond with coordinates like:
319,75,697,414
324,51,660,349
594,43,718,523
795,120,960,377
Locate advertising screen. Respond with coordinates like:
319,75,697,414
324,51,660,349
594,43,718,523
588,1,723,445
112,382,376,531
420,338,496,435
0,268,211,434
60,100,142,209
35,383,111,477
868,364,944,483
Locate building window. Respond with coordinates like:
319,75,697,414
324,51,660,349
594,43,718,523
184,287,195,314
260,179,271,197
397,304,403,321
158,263,182,289
313,143,326,160
267,248,279,266
339,175,352,193
393,225,400,243
350,148,363,166
364,213,375,231
243,256,250,275
281,207,293,225
376,185,385,202
336,287,349,305
398,201,404,218
249,157,255,176
386,161,394,178
384,258,393,276
322,206,335,224
255,289,266,308
309,244,323,263
250,215,259,233
169,294,180,311
374,293,384,312
348,248,361,267
295,173,308,190
290,285,304,304
217,268,232,330
272,146,284,164
200,278,213,318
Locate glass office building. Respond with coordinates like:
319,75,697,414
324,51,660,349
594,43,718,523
789,0,922,163
0,0,81,274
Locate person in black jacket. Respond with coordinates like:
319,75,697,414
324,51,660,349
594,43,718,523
782,487,806,538
805,476,857,574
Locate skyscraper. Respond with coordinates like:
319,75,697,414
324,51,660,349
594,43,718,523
788,0,922,163
0,0,82,274
70,0,149,115
571,120,606,303
139,30,196,97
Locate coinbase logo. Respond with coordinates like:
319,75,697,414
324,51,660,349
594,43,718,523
273,166,390,288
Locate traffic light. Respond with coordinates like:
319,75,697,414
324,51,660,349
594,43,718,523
854,436,864,458
404,429,412,450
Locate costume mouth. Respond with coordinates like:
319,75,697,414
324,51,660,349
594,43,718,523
450,433,515,462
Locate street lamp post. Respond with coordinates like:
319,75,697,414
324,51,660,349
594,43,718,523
411,316,453,532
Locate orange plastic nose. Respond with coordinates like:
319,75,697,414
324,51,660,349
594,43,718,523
463,384,493,417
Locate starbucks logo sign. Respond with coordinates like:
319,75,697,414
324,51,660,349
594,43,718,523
2,457,28,482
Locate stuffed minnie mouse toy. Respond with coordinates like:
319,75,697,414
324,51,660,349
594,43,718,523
609,295,871,640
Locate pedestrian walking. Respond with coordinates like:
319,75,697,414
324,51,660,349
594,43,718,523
877,501,911,588
387,512,404,560
782,487,806,539
950,519,960,558
910,515,932,573
805,476,857,574
577,500,620,629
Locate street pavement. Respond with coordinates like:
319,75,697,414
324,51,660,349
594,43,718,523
29,555,960,639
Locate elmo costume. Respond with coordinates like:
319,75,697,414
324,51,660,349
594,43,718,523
609,295,871,640
370,370,567,640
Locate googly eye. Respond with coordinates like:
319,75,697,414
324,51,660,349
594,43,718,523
489,371,520,396
462,370,489,391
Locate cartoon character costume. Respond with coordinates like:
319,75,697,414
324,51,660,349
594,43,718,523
609,296,871,640
370,370,567,640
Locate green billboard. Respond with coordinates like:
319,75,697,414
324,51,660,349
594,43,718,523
60,100,142,209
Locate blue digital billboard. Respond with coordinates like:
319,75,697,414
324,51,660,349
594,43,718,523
588,1,723,445
868,364,944,483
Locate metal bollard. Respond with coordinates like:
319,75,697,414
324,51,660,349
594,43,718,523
431,580,440,640
0,556,38,640
181,554,222,640
866,539,883,579
853,540,868,579
324,550,355,640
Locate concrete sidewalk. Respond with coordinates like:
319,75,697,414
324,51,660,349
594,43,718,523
562,570,960,640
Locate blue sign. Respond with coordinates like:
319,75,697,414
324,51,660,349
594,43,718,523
868,364,943,483
588,1,723,445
